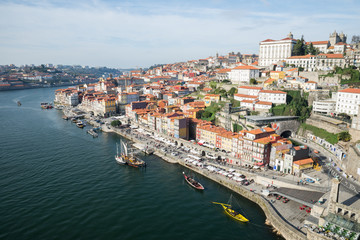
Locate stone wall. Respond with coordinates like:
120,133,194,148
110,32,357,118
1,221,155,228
305,118,343,134
308,90,331,106
349,128,360,143
299,72,319,82
180,162,306,240
342,146,360,181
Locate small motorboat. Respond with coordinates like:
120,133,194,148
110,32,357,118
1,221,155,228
183,172,204,190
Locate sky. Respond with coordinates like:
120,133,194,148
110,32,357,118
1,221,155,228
0,0,359,68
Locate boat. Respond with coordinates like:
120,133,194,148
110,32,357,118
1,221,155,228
40,102,53,109
87,129,98,138
62,115,69,120
213,197,249,222
76,120,85,128
183,172,204,190
115,141,127,165
120,140,146,168
17,101,21,106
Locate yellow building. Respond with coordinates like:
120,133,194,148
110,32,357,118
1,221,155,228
270,71,285,80
264,78,276,88
293,158,314,174
204,94,221,107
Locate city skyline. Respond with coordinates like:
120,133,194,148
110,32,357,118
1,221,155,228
1,0,359,68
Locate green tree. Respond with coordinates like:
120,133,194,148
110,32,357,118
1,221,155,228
233,123,243,132
250,78,257,85
338,131,351,142
111,120,121,127
306,43,319,55
292,36,306,56
210,81,217,89
227,87,238,96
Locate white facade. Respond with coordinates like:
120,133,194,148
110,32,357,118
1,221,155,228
313,100,336,115
336,89,360,116
237,86,262,96
258,90,287,104
286,55,317,71
234,94,258,102
286,54,345,71
259,33,297,67
255,101,272,110
228,66,259,84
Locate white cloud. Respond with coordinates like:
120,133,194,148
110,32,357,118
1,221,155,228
0,1,359,67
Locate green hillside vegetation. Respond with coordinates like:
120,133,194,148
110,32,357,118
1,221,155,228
270,90,312,122
300,123,338,144
200,102,222,122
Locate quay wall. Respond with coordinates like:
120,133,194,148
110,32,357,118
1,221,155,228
178,162,306,240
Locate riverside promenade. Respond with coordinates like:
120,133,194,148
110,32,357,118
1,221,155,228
107,126,307,240
61,109,311,240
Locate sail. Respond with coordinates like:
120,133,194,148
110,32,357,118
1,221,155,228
121,140,128,155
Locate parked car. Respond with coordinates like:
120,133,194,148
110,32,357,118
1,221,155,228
305,178,315,183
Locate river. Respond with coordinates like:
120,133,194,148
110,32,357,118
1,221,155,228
0,88,283,240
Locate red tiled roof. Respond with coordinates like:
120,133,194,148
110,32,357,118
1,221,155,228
293,158,314,166
238,86,262,90
260,90,286,94
232,65,259,70
339,88,360,94
306,41,328,45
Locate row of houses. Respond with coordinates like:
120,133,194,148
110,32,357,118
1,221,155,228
124,100,313,173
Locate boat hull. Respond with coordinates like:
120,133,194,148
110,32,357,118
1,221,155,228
183,172,204,190
115,156,127,165
220,204,249,222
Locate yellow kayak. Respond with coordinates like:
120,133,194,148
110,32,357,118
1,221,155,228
213,202,249,222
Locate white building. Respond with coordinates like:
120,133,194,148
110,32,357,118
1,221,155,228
234,94,258,102
306,41,329,53
255,101,272,110
317,54,345,71
286,54,317,71
336,88,360,116
259,32,297,67
313,100,336,115
258,90,287,104
237,86,263,96
228,65,259,84
286,54,345,71
351,107,360,130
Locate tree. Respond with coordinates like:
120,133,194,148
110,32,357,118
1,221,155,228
306,43,319,55
292,36,306,56
250,78,257,85
210,81,217,89
338,131,351,142
227,87,237,96
111,120,121,127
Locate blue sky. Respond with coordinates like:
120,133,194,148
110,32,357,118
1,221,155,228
0,0,359,68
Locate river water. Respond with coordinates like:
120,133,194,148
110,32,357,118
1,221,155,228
0,88,283,240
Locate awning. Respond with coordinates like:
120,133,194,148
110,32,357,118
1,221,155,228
255,162,264,166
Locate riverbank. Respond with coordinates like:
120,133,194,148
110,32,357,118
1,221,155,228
107,126,307,240
61,109,306,239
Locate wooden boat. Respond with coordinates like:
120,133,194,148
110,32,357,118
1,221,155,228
120,140,146,168
213,202,249,222
40,102,53,109
183,172,204,190
76,120,85,128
